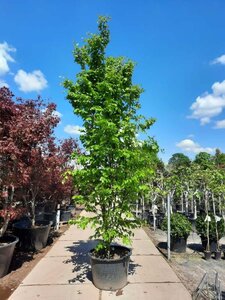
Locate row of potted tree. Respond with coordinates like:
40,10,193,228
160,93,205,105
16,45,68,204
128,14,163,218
0,87,80,277
138,152,225,260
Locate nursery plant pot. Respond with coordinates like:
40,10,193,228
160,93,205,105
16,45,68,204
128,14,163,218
43,212,57,227
13,220,51,251
60,210,72,222
141,210,150,221
35,212,45,222
204,250,211,260
171,237,187,253
175,204,183,212
67,205,76,217
201,238,217,252
89,245,131,291
214,250,221,260
0,234,19,278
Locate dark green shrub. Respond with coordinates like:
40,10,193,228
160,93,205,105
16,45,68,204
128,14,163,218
161,213,192,239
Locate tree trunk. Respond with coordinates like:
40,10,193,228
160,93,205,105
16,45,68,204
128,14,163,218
151,195,157,231
190,195,194,213
181,194,184,212
184,191,188,215
219,195,222,216
0,215,10,237
194,198,197,219
135,200,139,218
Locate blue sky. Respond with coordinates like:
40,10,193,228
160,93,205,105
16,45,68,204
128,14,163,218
1,0,225,162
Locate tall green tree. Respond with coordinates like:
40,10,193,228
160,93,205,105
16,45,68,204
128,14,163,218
214,148,225,169
64,16,158,254
194,152,214,170
168,153,191,170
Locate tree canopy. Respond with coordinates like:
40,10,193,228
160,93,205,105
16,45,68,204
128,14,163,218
64,16,158,252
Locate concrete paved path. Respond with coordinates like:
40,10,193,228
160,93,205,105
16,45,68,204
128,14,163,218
9,212,191,300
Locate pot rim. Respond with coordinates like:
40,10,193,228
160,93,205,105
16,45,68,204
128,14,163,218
88,245,131,262
0,234,19,248
13,221,52,229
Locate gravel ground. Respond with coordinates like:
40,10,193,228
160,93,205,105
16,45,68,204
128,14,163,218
144,226,225,298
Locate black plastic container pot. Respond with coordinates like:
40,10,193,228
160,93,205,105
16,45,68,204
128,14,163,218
13,220,51,251
201,238,217,252
0,234,19,278
171,237,187,253
43,212,57,227
89,245,131,291
214,250,221,260
35,212,45,222
60,210,72,222
175,204,183,212
204,250,211,260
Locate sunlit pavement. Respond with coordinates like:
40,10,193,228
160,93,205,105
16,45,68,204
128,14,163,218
9,211,191,300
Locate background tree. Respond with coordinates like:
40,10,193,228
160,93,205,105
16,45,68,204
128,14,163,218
168,153,191,170
0,87,80,229
214,148,225,169
0,88,23,236
194,152,214,170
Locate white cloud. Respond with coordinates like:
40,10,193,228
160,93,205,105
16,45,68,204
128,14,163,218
214,119,225,129
64,125,84,135
0,79,9,88
212,54,225,65
176,139,215,154
212,80,225,95
0,42,16,75
14,69,48,92
53,111,63,119
189,80,225,125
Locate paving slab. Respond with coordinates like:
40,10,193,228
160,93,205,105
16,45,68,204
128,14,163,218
10,284,100,300
129,255,180,283
131,239,161,256
132,228,150,240
21,255,92,285
58,225,94,241
102,282,191,300
46,239,98,257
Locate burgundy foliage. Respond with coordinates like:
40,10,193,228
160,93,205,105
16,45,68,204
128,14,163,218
0,87,80,231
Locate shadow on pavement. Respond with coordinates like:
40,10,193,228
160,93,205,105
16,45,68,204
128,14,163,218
187,243,203,252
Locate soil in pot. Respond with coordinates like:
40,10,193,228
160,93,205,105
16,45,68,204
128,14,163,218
89,245,131,291
204,250,211,260
0,235,19,278
13,220,51,252
171,237,187,253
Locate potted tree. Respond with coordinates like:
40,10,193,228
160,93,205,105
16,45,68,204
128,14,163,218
161,212,192,252
64,16,158,290
0,88,23,277
9,96,59,251
196,212,225,259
